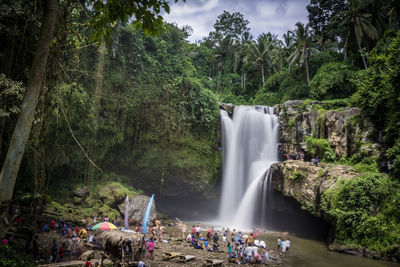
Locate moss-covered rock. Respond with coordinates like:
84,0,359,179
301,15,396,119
270,160,361,218
44,181,144,224
97,182,138,208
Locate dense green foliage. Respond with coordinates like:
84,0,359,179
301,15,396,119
0,1,221,201
0,245,34,267
310,62,357,100
322,173,400,257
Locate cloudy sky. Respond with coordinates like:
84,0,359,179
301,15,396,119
163,0,310,42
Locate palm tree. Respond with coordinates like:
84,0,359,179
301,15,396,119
288,22,317,84
243,35,275,85
343,0,378,69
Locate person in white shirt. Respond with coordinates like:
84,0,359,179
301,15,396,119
195,224,201,239
285,239,291,252
264,251,269,262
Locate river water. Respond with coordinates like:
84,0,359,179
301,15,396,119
260,233,398,267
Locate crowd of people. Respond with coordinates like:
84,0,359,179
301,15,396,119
42,217,104,263
180,224,290,265
1,208,292,266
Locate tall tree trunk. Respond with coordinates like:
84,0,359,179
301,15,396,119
261,66,265,86
305,55,310,85
354,25,368,69
343,31,350,60
0,0,59,202
358,41,368,69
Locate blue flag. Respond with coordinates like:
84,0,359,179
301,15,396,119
142,194,154,234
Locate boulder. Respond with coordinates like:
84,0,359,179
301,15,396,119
220,103,235,116
98,183,131,208
118,195,157,222
79,250,95,260
73,186,89,198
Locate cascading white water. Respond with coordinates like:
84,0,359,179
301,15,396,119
219,105,279,229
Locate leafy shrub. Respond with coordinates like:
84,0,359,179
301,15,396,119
386,139,400,179
321,173,400,256
0,245,34,267
323,149,337,162
309,62,357,100
253,92,280,106
220,93,248,105
305,136,335,161
192,88,219,133
319,98,350,109
353,162,379,173
256,70,309,103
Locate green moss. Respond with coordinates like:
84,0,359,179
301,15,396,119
289,168,304,181
288,117,297,129
44,180,141,224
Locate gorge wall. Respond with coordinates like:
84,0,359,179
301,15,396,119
274,100,379,159
269,160,361,220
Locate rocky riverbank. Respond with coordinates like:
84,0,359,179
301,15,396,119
33,224,290,267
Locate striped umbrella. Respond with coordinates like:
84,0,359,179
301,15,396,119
92,222,117,230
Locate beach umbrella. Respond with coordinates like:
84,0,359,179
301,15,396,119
142,194,154,234
92,222,117,230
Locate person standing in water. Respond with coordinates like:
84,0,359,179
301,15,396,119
195,224,201,239
277,237,281,251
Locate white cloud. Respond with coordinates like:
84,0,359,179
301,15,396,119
163,0,309,42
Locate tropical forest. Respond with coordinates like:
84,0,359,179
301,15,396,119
0,0,400,266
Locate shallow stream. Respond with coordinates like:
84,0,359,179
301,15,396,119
260,233,398,267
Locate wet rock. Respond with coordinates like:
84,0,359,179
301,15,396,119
365,249,379,259
220,103,235,116
73,187,89,199
79,250,95,261
118,195,157,222
205,259,223,266
270,160,360,218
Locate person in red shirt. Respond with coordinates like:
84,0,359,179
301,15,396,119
191,225,195,236
51,220,56,229
59,243,65,262
85,257,92,267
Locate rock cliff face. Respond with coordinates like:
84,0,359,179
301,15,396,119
274,100,377,158
270,160,361,219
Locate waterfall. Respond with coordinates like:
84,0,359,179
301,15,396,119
219,105,279,229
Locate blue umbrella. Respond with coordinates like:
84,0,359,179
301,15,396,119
142,194,154,234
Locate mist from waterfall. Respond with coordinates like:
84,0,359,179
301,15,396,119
219,106,279,229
